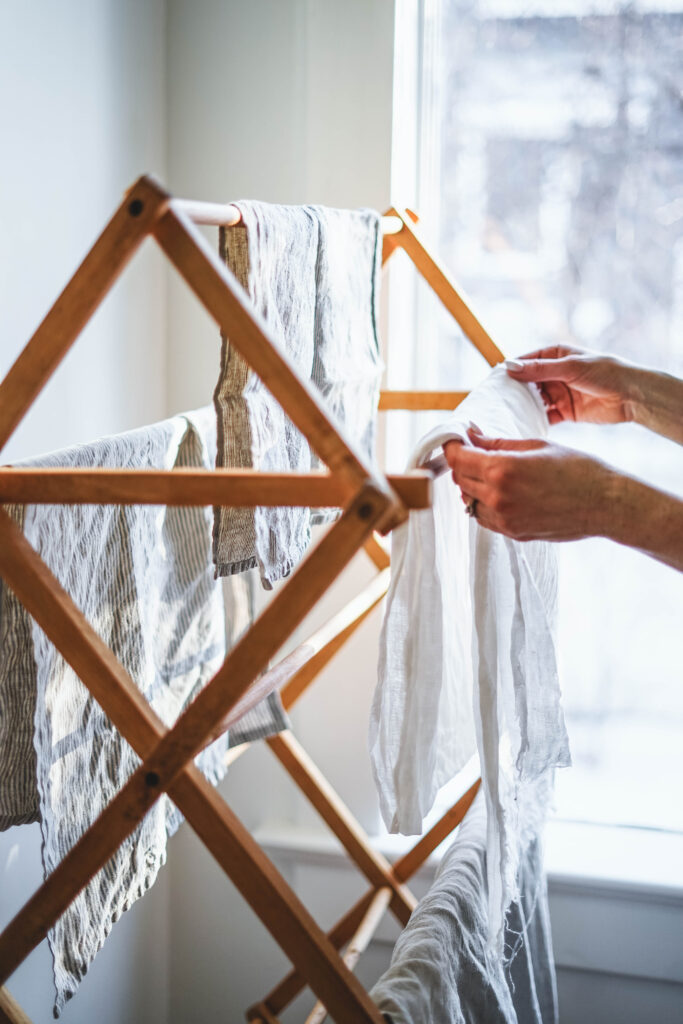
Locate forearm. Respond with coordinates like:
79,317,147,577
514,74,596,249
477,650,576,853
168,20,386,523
600,470,683,572
625,366,683,446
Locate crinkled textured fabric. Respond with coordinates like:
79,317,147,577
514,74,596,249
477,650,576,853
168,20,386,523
0,409,229,1015
222,567,289,746
370,366,570,949
213,201,383,589
370,791,559,1024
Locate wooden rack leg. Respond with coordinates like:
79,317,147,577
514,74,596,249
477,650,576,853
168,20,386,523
254,778,481,1018
304,887,392,1024
0,988,32,1024
0,176,169,453
387,206,504,368
267,731,416,924
0,492,388,1023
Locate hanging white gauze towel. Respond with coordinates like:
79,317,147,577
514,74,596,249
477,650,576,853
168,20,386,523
0,409,229,1015
370,365,571,949
213,201,382,588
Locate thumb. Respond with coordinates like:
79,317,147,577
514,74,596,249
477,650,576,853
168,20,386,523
506,356,580,384
467,430,546,453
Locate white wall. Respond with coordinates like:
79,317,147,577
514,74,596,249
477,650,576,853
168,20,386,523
0,2,169,1021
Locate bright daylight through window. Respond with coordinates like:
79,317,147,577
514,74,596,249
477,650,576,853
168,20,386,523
391,0,683,833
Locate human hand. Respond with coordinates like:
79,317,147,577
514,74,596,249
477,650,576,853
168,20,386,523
443,428,615,542
505,345,635,426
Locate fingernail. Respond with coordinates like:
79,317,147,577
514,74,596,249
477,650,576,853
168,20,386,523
505,359,524,372
467,421,483,434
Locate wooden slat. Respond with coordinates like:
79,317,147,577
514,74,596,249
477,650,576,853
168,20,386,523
304,887,393,1024
280,569,390,710
0,988,32,1024
246,892,376,1022
0,468,431,511
393,778,481,884
267,732,416,924
381,207,419,266
0,490,385,1015
363,533,391,571
153,204,397,514
259,778,481,1016
0,176,169,454
219,569,390,763
379,389,468,411
388,206,504,368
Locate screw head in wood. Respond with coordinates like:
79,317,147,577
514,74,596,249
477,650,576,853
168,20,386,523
128,198,144,217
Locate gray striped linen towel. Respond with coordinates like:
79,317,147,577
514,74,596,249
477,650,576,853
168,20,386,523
371,791,558,1024
213,201,383,589
0,407,281,1015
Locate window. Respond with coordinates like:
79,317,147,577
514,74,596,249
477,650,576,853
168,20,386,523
390,0,683,833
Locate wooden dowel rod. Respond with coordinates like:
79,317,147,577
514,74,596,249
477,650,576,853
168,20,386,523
378,390,468,412
0,176,169,454
173,199,403,235
304,887,393,1024
0,468,431,511
259,777,481,1016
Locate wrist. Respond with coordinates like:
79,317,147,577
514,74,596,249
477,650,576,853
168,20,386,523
617,362,649,425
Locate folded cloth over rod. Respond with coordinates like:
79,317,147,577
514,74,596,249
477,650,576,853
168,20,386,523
370,366,571,951
213,201,383,588
0,407,283,1014
371,790,559,1024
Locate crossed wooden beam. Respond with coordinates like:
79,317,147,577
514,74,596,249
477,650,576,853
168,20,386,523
0,176,500,1024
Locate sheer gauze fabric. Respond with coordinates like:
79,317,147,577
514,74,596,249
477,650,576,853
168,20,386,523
370,367,571,950
371,791,559,1024
0,410,229,1014
213,200,383,588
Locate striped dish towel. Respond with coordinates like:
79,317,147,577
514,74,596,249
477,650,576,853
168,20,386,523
0,407,284,1014
213,201,383,589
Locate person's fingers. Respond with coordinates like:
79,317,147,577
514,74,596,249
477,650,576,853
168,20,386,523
450,473,489,502
442,442,487,481
505,356,581,384
466,430,546,453
514,344,584,362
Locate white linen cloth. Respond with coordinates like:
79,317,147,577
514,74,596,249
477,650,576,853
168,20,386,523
213,201,383,588
369,366,571,949
370,791,559,1024
0,409,230,1014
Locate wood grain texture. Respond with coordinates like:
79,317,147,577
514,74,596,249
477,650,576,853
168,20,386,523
379,389,469,411
304,888,393,1024
267,732,416,924
387,205,505,368
0,988,33,1024
0,468,431,510
259,778,482,1015
0,503,387,1023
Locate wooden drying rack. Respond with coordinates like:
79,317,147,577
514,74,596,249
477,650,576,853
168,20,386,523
0,176,502,1024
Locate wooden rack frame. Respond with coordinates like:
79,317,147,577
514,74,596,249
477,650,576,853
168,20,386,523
0,176,502,1024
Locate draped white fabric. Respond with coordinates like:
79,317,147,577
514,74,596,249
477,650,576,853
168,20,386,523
370,366,571,947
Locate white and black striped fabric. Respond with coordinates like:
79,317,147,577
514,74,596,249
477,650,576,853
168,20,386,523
0,407,286,1014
